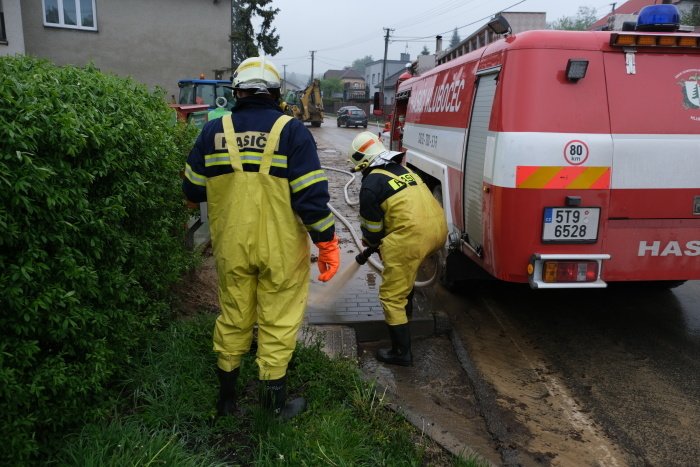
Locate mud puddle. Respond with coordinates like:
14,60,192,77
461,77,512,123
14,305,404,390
434,285,629,466
359,334,500,465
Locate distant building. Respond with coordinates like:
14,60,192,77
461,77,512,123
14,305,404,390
380,68,411,108
437,12,546,65
323,68,366,100
0,0,26,55
365,53,411,106
414,53,436,76
4,0,230,99
282,79,302,93
405,1,699,80
589,0,699,31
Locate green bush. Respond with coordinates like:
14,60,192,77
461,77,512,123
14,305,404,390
0,55,197,463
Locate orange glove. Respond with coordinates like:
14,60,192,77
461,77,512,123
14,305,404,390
315,235,340,282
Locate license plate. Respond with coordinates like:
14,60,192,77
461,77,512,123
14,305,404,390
542,207,600,243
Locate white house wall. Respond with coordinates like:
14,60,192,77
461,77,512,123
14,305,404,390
20,0,230,99
1,0,26,55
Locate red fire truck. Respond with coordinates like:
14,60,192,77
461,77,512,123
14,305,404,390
386,6,700,289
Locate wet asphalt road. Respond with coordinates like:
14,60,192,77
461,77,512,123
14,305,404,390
470,280,700,466
312,119,700,466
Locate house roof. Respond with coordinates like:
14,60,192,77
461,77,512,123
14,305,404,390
588,0,678,30
282,79,302,91
382,68,410,90
323,69,364,80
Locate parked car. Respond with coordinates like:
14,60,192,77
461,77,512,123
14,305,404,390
337,106,368,128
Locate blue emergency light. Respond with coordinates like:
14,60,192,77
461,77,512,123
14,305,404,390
636,4,680,31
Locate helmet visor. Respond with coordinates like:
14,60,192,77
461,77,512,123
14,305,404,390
350,151,365,164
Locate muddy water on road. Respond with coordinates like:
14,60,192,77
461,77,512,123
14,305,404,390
312,126,623,466
442,280,700,466
492,282,700,466
360,334,501,464
312,123,700,466
436,284,628,466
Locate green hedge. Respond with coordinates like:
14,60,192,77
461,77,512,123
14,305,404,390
0,56,198,463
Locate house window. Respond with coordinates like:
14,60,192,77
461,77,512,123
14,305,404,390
43,0,97,31
0,1,7,43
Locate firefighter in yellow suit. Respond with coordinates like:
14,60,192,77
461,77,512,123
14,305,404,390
183,57,340,419
349,131,447,366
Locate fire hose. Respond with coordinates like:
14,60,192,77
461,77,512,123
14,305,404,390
322,165,439,288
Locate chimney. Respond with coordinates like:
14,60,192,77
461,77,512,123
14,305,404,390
435,35,443,53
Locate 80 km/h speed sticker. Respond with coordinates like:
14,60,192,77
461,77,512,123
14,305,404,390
564,140,589,165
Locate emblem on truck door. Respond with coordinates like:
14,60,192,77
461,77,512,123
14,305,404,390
677,70,700,109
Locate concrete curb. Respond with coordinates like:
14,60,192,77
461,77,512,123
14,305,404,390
448,327,520,466
306,324,497,466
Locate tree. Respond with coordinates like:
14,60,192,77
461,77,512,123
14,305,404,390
351,55,374,74
320,78,344,99
230,0,282,68
681,7,700,26
449,27,461,48
548,6,598,31
421,45,431,55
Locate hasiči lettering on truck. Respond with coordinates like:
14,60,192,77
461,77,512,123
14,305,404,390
384,5,700,289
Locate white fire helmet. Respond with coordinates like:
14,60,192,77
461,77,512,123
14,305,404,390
232,56,282,94
348,131,402,172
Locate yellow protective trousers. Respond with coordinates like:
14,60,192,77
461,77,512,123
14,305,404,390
208,114,310,381
373,168,447,325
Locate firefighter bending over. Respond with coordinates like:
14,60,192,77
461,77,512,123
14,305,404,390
182,56,340,419
349,131,447,366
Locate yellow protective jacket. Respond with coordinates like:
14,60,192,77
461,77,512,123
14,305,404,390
359,162,447,325
182,97,335,379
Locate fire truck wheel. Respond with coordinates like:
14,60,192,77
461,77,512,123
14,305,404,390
431,184,457,291
431,185,443,206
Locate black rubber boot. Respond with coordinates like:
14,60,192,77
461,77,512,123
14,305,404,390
216,367,239,416
261,376,307,420
405,288,415,319
376,323,413,366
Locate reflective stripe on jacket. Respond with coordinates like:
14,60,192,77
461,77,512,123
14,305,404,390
182,96,334,242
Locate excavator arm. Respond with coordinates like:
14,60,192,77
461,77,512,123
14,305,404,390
283,79,324,127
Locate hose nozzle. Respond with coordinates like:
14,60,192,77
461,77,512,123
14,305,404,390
355,247,377,265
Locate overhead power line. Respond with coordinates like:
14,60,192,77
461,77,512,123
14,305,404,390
406,0,526,41
388,0,481,30
289,0,526,66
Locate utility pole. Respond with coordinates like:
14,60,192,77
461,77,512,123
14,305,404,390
610,3,616,13
380,28,393,113
310,50,316,84
282,64,287,95
230,0,235,73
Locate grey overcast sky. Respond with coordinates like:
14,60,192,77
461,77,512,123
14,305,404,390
268,0,616,77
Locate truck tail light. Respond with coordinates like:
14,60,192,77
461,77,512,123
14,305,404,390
543,261,598,283
529,254,609,289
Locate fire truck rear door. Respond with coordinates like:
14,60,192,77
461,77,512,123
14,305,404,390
463,70,498,252
604,51,700,220
602,46,700,281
